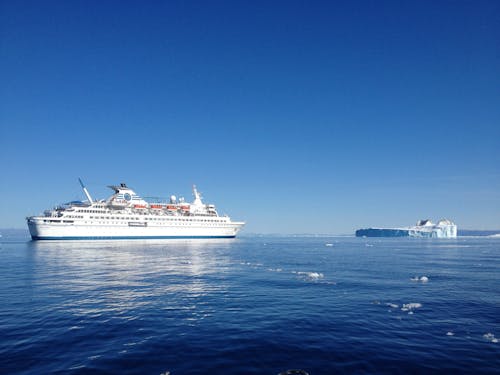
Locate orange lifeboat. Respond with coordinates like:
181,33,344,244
150,204,162,209
180,205,190,211
134,204,147,209
166,205,177,211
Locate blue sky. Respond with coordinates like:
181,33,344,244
1,0,499,233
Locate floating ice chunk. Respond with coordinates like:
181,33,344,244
386,303,399,309
446,331,454,336
241,262,263,267
278,369,310,375
483,333,498,343
401,303,422,312
325,243,333,247
308,272,323,279
267,268,283,272
297,271,324,280
411,276,429,282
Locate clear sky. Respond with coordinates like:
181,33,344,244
1,0,499,233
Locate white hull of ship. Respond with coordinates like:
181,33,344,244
28,221,243,240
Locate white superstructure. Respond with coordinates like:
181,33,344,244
27,180,245,240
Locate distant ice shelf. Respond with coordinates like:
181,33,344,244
356,219,457,238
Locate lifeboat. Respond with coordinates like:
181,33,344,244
166,205,177,211
150,204,162,209
180,205,190,211
134,204,147,209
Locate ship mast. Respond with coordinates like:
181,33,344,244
78,178,94,204
192,185,203,205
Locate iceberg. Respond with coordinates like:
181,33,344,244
355,219,457,238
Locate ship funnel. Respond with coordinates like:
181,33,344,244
78,178,94,204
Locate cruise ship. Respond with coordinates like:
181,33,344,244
355,219,457,238
27,180,245,240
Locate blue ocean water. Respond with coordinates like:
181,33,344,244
0,234,499,374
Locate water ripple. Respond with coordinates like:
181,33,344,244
0,237,499,373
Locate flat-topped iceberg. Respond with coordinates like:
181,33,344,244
356,219,457,238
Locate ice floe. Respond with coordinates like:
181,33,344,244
325,243,334,247
241,261,333,284
267,268,283,272
240,261,263,267
401,303,422,312
411,276,429,282
483,333,498,343
278,369,310,375
446,331,454,336
376,301,424,315
296,271,324,280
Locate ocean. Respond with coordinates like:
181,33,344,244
1,233,499,374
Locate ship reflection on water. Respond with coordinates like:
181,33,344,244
28,239,235,321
